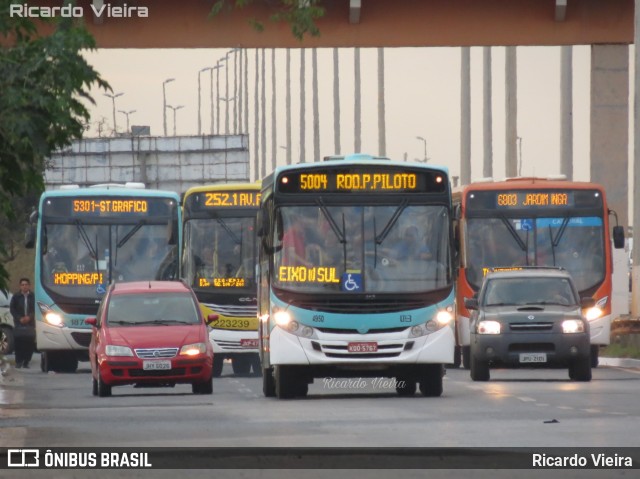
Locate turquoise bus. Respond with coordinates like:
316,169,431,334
26,183,181,373
257,154,456,399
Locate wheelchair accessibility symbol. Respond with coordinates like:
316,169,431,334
341,273,362,292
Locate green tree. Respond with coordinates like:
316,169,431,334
0,0,109,292
211,0,325,40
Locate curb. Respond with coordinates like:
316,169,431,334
599,357,640,369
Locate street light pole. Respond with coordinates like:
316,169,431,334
198,67,213,135
118,109,136,134
104,92,124,135
216,58,227,135
167,105,184,136
162,78,175,136
210,65,221,135
416,136,429,162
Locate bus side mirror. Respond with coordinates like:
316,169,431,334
612,226,625,249
25,224,36,249
464,297,478,310
167,217,178,245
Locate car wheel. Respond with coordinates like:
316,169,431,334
231,355,251,376
262,367,276,397
0,327,14,355
470,355,490,381
396,377,417,396
569,357,592,382
192,376,213,395
462,346,471,370
212,356,224,377
97,371,112,397
418,364,444,397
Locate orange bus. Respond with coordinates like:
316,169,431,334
453,177,625,369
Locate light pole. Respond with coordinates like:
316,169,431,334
225,48,240,134
416,136,429,162
216,58,227,135
167,105,184,136
118,109,136,134
210,64,222,135
517,136,523,176
162,78,175,136
198,67,214,135
104,92,124,135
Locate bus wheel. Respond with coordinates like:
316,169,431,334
275,365,297,399
590,345,599,368
462,346,471,370
212,356,224,377
41,351,52,372
396,377,417,396
250,354,262,377
61,354,78,373
569,357,592,382
232,355,252,376
470,355,490,382
418,364,443,397
262,367,276,397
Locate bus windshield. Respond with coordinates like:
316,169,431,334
465,216,605,291
183,216,257,291
273,204,451,293
41,221,178,300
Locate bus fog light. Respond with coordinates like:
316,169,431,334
410,325,424,337
301,326,314,337
570,346,578,355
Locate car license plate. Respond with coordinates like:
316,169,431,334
142,360,172,370
519,353,547,363
347,342,378,353
240,339,259,348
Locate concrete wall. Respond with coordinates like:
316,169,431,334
46,135,250,194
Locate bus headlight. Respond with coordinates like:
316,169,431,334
477,320,501,335
180,343,207,356
37,302,64,327
585,297,607,321
436,310,454,326
562,320,585,334
273,310,292,327
105,345,134,357
273,310,317,338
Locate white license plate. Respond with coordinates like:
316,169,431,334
142,360,172,370
519,353,547,363
347,342,378,353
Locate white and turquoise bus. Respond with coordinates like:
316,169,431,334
26,183,181,373
257,154,456,399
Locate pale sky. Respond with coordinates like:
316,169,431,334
83,46,596,183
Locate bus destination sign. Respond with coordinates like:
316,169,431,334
494,191,574,209
277,168,446,194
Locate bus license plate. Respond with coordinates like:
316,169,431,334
347,342,378,353
519,353,547,363
143,360,172,370
241,339,259,348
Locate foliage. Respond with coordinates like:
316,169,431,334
210,0,325,40
601,342,640,360
0,0,109,292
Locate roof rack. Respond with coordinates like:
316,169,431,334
487,266,566,273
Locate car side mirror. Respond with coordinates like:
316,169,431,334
206,314,219,325
580,297,596,309
464,297,478,310
85,317,97,326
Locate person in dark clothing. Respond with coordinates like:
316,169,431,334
9,277,36,368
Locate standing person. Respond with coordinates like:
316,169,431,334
9,278,36,368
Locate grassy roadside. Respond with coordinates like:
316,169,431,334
601,343,640,360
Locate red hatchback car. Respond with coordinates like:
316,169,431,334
86,281,216,397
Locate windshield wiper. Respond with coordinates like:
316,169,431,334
316,198,348,270
108,320,137,326
116,219,147,249
134,320,172,326
74,220,99,271
216,218,241,245
375,199,409,245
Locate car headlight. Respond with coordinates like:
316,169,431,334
562,319,585,334
37,302,63,327
105,345,134,357
180,343,207,356
477,320,501,335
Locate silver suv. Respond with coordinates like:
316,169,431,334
1,290,14,355
465,267,592,382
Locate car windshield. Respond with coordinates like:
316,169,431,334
106,292,200,326
483,277,578,306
